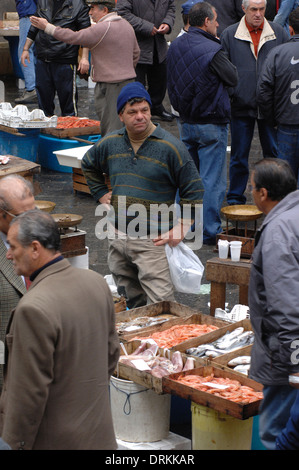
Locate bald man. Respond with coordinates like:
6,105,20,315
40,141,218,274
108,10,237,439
0,175,36,391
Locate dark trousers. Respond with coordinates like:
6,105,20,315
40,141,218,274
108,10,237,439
136,58,167,114
35,59,78,116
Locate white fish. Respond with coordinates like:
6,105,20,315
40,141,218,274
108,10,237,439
228,356,251,367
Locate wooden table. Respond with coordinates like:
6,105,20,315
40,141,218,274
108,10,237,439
206,257,251,316
0,155,40,185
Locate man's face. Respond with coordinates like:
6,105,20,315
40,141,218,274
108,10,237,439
89,4,107,23
0,194,35,235
6,223,34,277
206,9,219,37
119,100,152,135
244,0,266,29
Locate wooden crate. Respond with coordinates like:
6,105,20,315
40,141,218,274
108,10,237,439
72,168,111,195
41,124,100,139
210,344,252,376
174,318,252,356
216,229,255,258
120,313,230,346
115,340,207,394
3,12,19,27
162,365,263,419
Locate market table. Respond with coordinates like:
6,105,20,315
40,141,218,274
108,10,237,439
0,155,40,184
206,257,252,316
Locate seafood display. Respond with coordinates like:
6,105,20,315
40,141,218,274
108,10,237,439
118,341,195,378
116,314,174,334
133,323,219,349
186,327,254,358
227,355,251,375
173,372,263,404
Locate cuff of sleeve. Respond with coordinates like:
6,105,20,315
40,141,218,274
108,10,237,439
45,24,56,36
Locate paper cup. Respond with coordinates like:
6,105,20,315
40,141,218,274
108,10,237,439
218,240,229,259
230,241,242,262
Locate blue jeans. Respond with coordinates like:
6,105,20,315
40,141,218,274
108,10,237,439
277,125,299,186
180,122,228,244
227,117,277,205
18,16,36,91
258,385,297,450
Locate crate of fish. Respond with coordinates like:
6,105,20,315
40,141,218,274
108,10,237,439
210,345,252,376
118,302,230,342
123,313,231,350
162,365,263,419
180,319,254,360
115,340,207,394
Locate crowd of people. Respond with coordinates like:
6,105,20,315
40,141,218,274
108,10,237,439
0,0,298,450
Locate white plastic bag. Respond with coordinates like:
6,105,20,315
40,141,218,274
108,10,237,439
165,242,204,294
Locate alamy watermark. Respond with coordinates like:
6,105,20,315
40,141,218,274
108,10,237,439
94,196,203,250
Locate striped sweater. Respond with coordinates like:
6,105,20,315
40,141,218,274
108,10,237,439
81,124,204,235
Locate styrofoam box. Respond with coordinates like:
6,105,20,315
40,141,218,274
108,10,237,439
117,432,191,450
54,145,92,169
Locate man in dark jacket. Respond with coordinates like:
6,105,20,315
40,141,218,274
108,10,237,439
167,2,238,245
21,0,91,116
221,0,288,205
209,0,244,35
257,6,299,184
117,0,175,121
248,158,299,449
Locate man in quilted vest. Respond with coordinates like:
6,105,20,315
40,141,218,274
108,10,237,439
167,2,238,246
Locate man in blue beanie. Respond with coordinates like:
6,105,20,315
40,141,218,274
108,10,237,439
82,82,204,308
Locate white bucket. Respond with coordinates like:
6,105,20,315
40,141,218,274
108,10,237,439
110,376,171,442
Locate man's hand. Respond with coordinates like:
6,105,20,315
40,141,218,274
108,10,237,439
30,16,49,30
78,57,89,75
21,50,30,67
150,26,158,36
289,373,299,390
153,219,192,247
157,23,170,35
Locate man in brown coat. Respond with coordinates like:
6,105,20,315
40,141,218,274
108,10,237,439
0,175,35,392
0,210,119,450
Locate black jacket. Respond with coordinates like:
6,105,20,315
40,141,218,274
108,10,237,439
27,0,90,64
257,35,299,126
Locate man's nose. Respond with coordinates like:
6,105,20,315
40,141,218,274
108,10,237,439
6,248,12,260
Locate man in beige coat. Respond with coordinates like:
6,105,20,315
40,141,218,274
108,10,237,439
0,210,119,450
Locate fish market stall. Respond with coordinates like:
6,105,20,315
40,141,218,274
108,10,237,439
0,103,57,162
40,116,101,174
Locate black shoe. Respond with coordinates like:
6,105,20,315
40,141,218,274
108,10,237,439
151,109,174,122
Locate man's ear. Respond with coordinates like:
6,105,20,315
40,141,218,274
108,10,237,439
259,187,268,202
31,240,41,259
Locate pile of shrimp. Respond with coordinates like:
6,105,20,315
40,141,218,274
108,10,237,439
134,323,219,348
175,373,263,403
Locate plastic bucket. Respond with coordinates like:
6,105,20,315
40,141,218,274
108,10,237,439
37,134,100,173
0,129,39,162
191,402,253,450
110,376,171,443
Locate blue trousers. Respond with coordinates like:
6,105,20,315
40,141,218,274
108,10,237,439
180,122,228,244
259,384,297,450
277,125,299,187
227,116,277,205
18,16,36,91
35,59,78,116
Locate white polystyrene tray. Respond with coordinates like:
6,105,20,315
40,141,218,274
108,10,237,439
0,103,57,128
53,145,92,168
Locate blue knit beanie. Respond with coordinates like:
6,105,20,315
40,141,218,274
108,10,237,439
117,82,152,114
